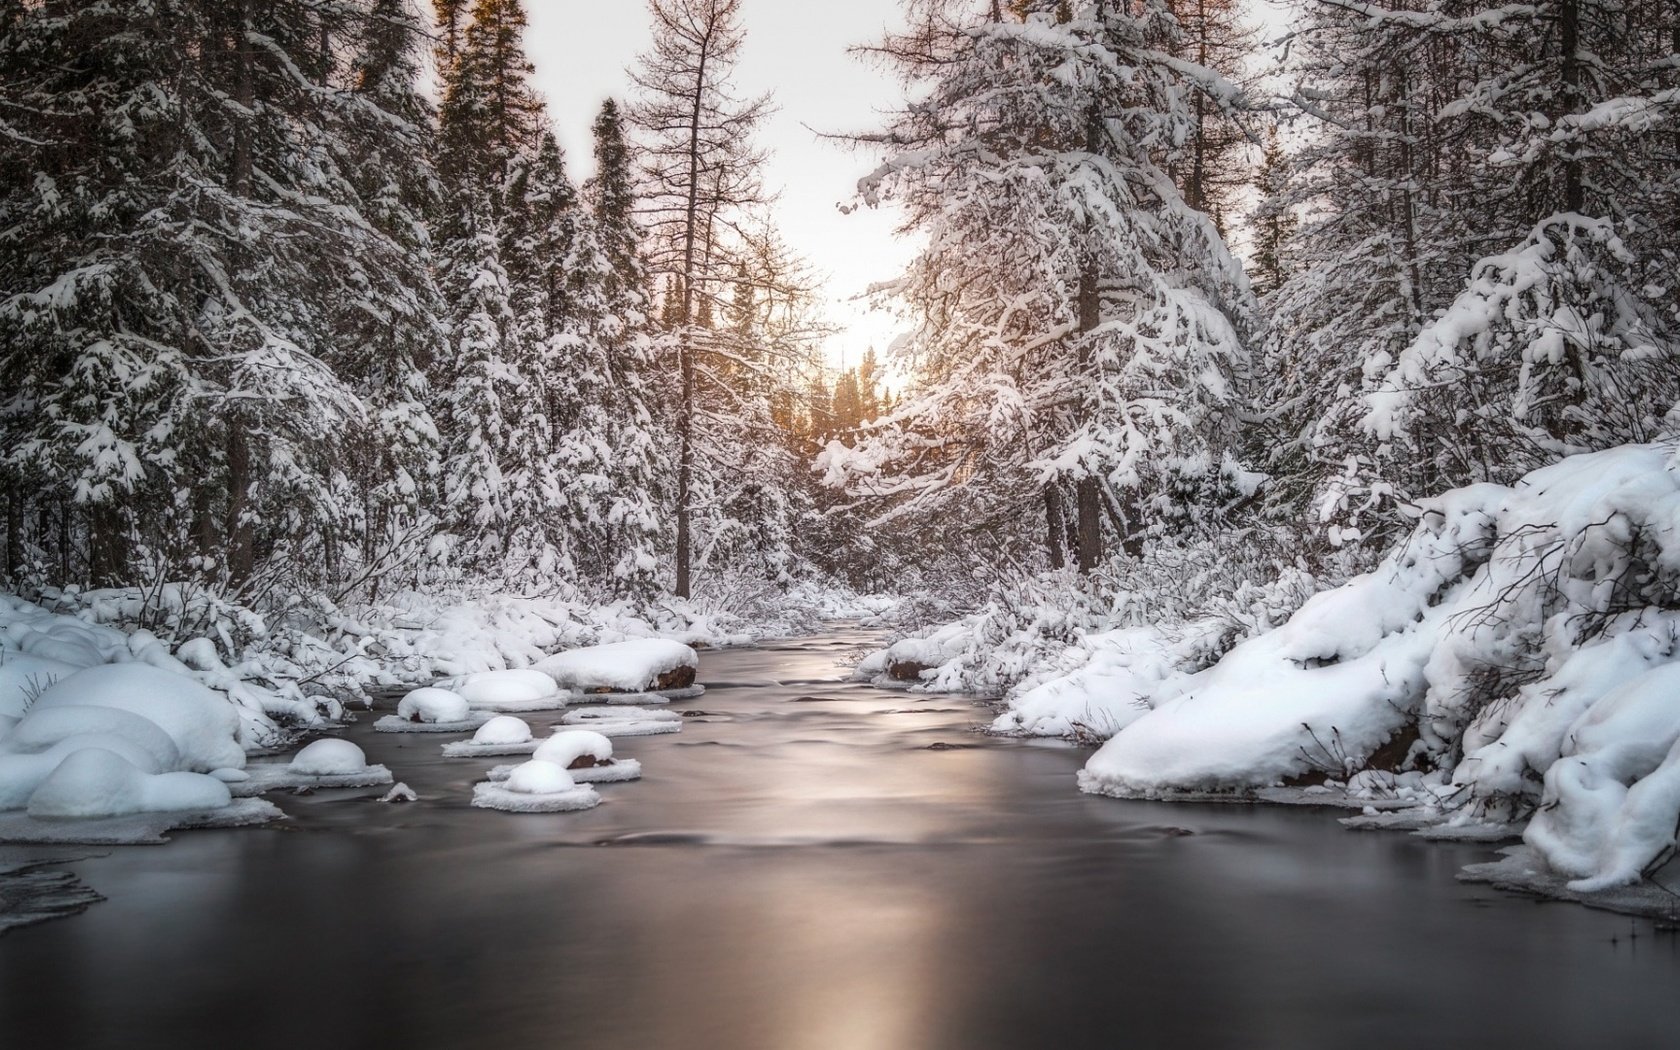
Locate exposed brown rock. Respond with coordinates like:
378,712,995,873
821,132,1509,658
887,660,932,682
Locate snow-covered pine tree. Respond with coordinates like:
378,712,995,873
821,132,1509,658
1257,0,1474,548
1264,0,1680,547
579,99,666,597
1364,0,1680,490
824,0,1257,575
431,0,557,585
0,0,444,602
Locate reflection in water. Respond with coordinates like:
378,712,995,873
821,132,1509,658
1,626,1678,1049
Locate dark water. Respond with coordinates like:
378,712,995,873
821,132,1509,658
3,627,1678,1049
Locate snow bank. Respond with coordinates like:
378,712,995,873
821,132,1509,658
1077,444,1680,893
533,639,698,694
26,748,231,820
29,664,246,772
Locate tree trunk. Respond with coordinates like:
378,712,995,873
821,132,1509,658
225,423,254,584
1559,0,1584,211
4,486,18,579
673,26,714,601
1074,104,1106,573
1044,485,1067,570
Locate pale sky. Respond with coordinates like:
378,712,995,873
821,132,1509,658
524,0,916,371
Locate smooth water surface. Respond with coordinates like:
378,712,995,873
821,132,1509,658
3,627,1678,1049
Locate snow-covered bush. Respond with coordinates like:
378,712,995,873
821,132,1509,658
1078,444,1680,890
857,531,1334,732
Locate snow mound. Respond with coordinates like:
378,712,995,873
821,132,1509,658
29,664,246,772
471,760,600,813
380,783,419,803
233,739,392,795
437,669,568,712
473,715,533,745
0,652,79,722
533,730,614,767
439,716,537,758
561,706,681,725
1079,444,1680,893
373,712,490,734
26,748,231,820
557,706,683,738
397,687,471,724
533,639,698,694
290,739,372,776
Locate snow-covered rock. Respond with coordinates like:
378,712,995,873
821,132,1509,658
437,669,567,712
289,739,372,777
233,738,392,796
28,664,246,772
471,759,600,813
439,716,538,758
533,639,698,695
25,748,231,820
484,729,643,784
396,687,471,725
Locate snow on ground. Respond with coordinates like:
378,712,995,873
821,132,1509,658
0,662,268,840
1066,443,1680,896
533,638,698,694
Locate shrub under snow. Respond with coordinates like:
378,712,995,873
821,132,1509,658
1076,444,1680,890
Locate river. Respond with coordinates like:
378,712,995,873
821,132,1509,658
2,626,1677,1049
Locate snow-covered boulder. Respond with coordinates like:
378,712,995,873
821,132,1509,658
28,663,246,772
440,716,538,758
471,715,533,746
436,669,566,712
233,738,392,796
290,739,372,777
487,729,642,785
396,687,471,725
26,748,231,820
471,759,600,813
533,639,698,696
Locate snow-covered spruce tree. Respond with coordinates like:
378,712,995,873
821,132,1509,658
1263,0,1680,549
824,0,1258,577
432,0,559,585
1364,0,1680,492
630,0,776,599
0,0,443,606
1257,0,1477,550
578,100,666,597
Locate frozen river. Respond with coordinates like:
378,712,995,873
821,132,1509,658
3,627,1678,1048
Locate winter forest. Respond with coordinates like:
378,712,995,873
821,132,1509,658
5,0,1680,1031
